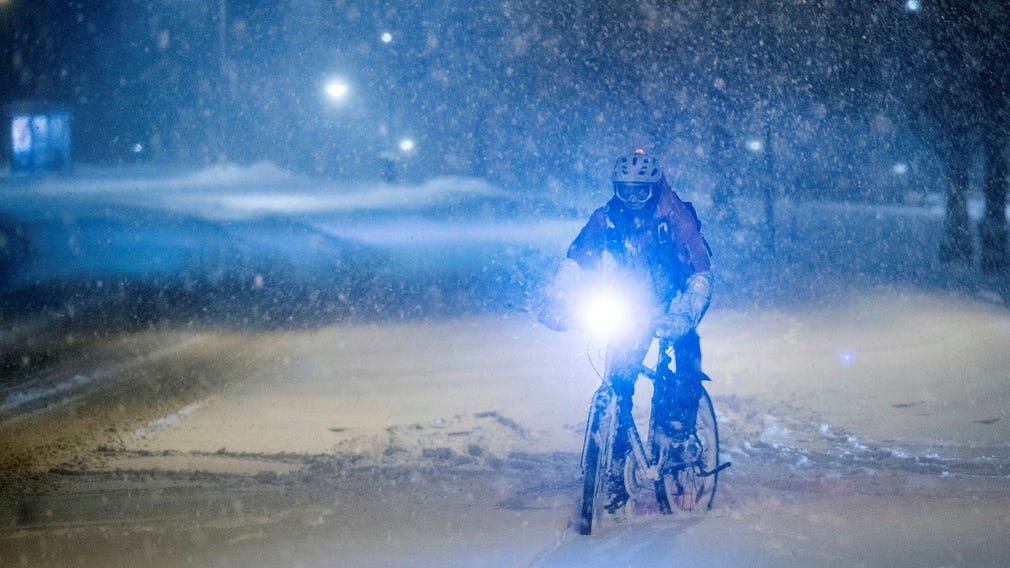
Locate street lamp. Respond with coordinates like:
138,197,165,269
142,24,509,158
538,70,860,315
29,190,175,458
324,78,351,104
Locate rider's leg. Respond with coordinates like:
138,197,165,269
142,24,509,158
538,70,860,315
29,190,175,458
664,329,704,441
673,328,703,377
606,332,652,444
603,335,652,512
608,364,637,472
604,368,636,513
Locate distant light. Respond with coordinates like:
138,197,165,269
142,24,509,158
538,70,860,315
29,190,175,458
11,116,30,153
381,32,393,43
838,349,856,368
324,79,351,102
399,138,416,153
746,139,764,152
905,0,921,12
132,143,144,154
892,162,909,175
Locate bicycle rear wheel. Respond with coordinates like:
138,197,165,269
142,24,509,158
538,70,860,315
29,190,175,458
578,386,617,535
655,386,720,513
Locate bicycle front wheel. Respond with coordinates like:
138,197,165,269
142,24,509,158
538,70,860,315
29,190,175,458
578,386,617,535
655,386,720,513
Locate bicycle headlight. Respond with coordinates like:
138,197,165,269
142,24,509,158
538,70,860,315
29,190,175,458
578,288,635,339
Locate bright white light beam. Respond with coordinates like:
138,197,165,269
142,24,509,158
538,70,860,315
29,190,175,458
324,79,351,102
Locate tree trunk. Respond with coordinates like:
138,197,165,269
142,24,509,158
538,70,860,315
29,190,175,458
980,124,1009,274
939,140,973,264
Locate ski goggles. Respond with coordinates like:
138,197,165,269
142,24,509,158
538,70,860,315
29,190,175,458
614,182,654,203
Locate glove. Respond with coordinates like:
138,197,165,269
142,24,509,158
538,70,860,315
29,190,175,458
538,306,570,332
544,258,583,300
538,258,583,332
656,313,693,339
657,271,713,339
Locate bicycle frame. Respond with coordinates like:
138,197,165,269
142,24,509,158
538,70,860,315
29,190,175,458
578,344,729,534
579,362,666,493
629,363,728,480
572,286,727,534
583,363,688,488
620,364,665,485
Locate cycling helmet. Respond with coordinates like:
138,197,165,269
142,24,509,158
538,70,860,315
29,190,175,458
611,149,663,208
611,149,663,184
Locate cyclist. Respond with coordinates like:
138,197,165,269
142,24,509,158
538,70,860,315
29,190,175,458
539,149,714,513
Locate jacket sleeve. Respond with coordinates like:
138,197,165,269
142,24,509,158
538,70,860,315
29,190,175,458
668,199,711,274
566,207,609,270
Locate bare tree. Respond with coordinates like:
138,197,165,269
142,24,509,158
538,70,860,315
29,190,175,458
900,1,1009,270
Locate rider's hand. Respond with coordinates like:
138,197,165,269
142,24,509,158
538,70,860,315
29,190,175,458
659,271,713,340
538,307,570,332
655,312,692,340
539,258,583,333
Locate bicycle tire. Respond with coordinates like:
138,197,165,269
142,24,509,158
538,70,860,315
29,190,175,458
655,386,720,513
578,387,617,535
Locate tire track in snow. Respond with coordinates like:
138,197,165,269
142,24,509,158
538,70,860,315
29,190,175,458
0,335,204,424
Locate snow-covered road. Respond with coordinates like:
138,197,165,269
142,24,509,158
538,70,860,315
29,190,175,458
2,165,1010,566
3,297,1010,567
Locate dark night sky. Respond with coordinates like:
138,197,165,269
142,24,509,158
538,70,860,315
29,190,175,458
1,1,1008,200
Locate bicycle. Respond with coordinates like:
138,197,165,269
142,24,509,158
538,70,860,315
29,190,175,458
577,335,730,536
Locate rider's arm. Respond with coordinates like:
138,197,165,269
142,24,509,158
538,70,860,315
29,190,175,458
667,198,711,274
658,270,713,339
566,207,609,270
540,208,607,331
676,271,713,328
658,196,714,338
673,199,713,327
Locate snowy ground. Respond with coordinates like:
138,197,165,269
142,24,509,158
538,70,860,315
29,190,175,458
1,164,1010,567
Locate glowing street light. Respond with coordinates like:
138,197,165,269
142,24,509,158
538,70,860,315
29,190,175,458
324,78,351,103
381,32,393,43
399,138,416,153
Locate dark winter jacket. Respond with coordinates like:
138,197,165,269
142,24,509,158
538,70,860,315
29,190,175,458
566,180,711,310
